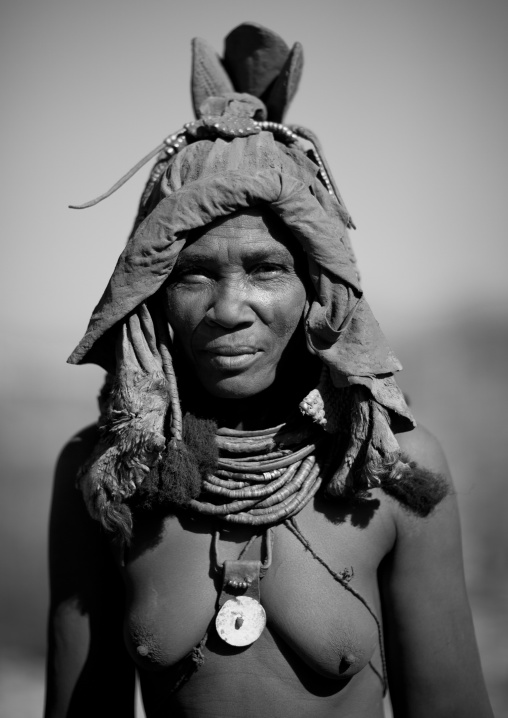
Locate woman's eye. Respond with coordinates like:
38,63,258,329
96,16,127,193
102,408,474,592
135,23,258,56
252,263,286,277
172,268,211,283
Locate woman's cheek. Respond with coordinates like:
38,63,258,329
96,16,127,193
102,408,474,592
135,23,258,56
254,279,305,328
266,288,307,339
165,287,208,332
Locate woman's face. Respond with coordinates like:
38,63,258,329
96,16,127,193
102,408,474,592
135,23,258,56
165,209,308,399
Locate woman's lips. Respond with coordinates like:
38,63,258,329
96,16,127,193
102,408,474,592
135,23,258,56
202,346,261,371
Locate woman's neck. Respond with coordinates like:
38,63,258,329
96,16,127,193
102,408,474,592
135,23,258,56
176,352,321,431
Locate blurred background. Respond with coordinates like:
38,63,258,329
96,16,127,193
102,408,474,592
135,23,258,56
1,0,507,715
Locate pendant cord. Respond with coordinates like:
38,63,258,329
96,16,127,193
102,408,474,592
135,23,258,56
283,516,387,695
213,528,273,573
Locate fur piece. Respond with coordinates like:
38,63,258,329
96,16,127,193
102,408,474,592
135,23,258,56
380,458,450,517
321,383,449,516
139,441,203,509
324,454,449,517
78,365,169,541
182,414,219,475
134,414,218,512
78,441,135,540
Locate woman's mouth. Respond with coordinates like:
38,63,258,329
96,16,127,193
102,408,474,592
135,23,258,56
203,346,261,371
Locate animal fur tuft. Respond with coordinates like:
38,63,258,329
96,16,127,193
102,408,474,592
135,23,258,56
182,414,218,476
134,414,218,512
380,457,450,517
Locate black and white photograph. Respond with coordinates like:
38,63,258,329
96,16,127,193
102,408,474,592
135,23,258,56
1,1,507,716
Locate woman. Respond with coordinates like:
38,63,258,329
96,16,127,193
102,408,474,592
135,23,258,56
45,23,493,718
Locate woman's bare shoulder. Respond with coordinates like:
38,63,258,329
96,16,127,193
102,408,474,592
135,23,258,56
383,421,456,544
395,422,451,480
375,421,454,528
56,424,100,479
50,424,101,551
382,420,462,589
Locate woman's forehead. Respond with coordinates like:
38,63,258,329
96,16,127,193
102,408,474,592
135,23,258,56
178,230,298,270
179,207,300,263
190,206,291,241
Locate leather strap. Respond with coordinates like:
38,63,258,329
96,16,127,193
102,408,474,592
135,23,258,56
218,559,262,608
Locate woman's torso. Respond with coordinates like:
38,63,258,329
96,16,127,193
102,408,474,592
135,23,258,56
119,490,396,718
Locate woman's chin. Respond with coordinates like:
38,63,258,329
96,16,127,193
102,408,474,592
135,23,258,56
198,370,277,400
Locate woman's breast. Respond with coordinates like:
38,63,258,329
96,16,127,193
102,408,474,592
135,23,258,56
121,505,391,681
122,515,219,670
260,521,382,679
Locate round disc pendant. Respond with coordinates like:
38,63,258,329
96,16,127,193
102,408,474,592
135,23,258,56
215,596,266,646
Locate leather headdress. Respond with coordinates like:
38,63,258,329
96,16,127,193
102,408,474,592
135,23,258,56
68,23,413,432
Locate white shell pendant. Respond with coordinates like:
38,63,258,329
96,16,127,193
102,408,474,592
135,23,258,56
215,596,266,647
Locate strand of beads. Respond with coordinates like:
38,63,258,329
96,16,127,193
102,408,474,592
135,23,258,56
254,120,299,143
254,121,354,230
253,121,335,196
163,129,188,158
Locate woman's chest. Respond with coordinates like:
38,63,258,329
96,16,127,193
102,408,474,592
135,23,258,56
121,496,395,680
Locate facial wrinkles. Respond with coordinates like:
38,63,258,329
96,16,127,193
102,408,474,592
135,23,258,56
165,211,308,398
200,236,294,340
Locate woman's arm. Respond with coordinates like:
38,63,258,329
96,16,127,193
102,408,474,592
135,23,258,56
44,426,136,718
380,424,493,718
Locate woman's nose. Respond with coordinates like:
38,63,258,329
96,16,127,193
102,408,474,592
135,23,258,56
205,280,256,329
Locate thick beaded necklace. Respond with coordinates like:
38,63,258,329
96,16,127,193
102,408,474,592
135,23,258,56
188,417,331,525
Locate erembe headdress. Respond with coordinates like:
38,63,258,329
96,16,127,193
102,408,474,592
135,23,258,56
69,23,446,542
